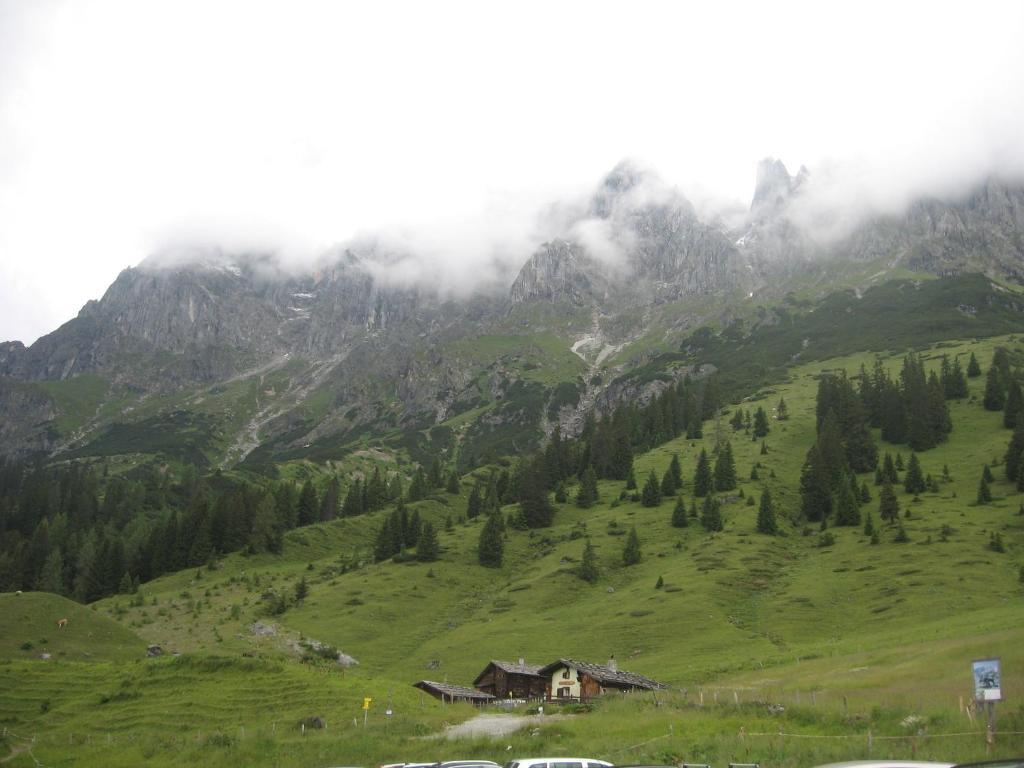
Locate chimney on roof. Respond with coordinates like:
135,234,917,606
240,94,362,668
608,655,617,672
518,657,525,667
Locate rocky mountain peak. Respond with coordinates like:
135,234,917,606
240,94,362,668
750,157,799,219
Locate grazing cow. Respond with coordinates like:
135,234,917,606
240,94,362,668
57,618,68,630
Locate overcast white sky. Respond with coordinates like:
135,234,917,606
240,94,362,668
2,0,1023,345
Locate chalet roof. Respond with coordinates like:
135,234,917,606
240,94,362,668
413,680,495,701
537,658,666,691
473,659,544,684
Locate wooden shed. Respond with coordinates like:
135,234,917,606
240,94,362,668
412,680,496,705
473,659,546,700
537,657,665,701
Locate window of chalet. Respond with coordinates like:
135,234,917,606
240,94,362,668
557,686,571,698
561,669,570,679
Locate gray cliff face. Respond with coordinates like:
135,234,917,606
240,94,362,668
508,240,608,306
510,166,749,311
737,159,1024,279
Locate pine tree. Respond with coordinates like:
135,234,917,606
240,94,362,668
668,453,683,486
903,453,926,495
701,495,724,532
982,463,994,483
756,489,778,535
622,526,642,566
294,576,309,603
750,465,760,480
342,480,364,517
983,365,1005,411
297,480,319,527
576,466,599,508
777,397,789,421
1005,380,1023,429
863,510,875,537
625,465,637,491
753,406,770,437
36,548,64,594
478,512,504,567
799,444,832,522
730,408,745,431
834,475,861,526
446,471,461,494
977,471,993,504
427,458,443,489
693,449,713,497
860,481,872,504
671,496,689,528
894,523,910,543
714,441,737,492
466,482,483,519
760,440,768,455
641,470,663,507
879,479,900,525
660,467,677,497
1005,420,1024,482
967,352,982,378
880,452,898,484
518,460,554,528
416,521,439,562
580,539,598,583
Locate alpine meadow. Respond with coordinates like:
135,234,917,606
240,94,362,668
3,4,1024,766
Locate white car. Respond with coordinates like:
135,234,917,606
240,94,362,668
505,759,612,768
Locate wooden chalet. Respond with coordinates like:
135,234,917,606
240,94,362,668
473,658,546,699
412,680,495,705
537,657,666,701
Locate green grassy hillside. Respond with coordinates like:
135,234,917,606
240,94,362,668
0,592,146,662
4,334,1024,766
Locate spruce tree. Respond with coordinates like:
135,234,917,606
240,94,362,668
660,467,677,497
730,408,745,431
753,406,770,437
669,453,683,486
671,496,689,528
446,471,461,494
967,352,982,378
416,521,440,562
879,479,900,525
1005,381,1023,429
983,365,1005,411
799,444,832,522
297,480,319,527
1005,420,1024,482
714,441,737,492
880,452,898,484
625,465,637,491
407,467,428,501
701,495,724,532
693,449,713,497
977,472,993,504
478,512,504,567
777,397,789,420
983,463,994,483
834,475,861,526
756,488,778,535
750,465,760,480
518,461,555,528
466,482,483,519
863,510,875,537
622,526,642,565
642,469,663,507
903,453,926,495
580,539,598,583
576,466,599,508
860,481,872,504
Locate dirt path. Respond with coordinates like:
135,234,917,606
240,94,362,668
440,713,563,739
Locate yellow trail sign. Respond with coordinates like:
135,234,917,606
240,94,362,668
362,697,373,710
